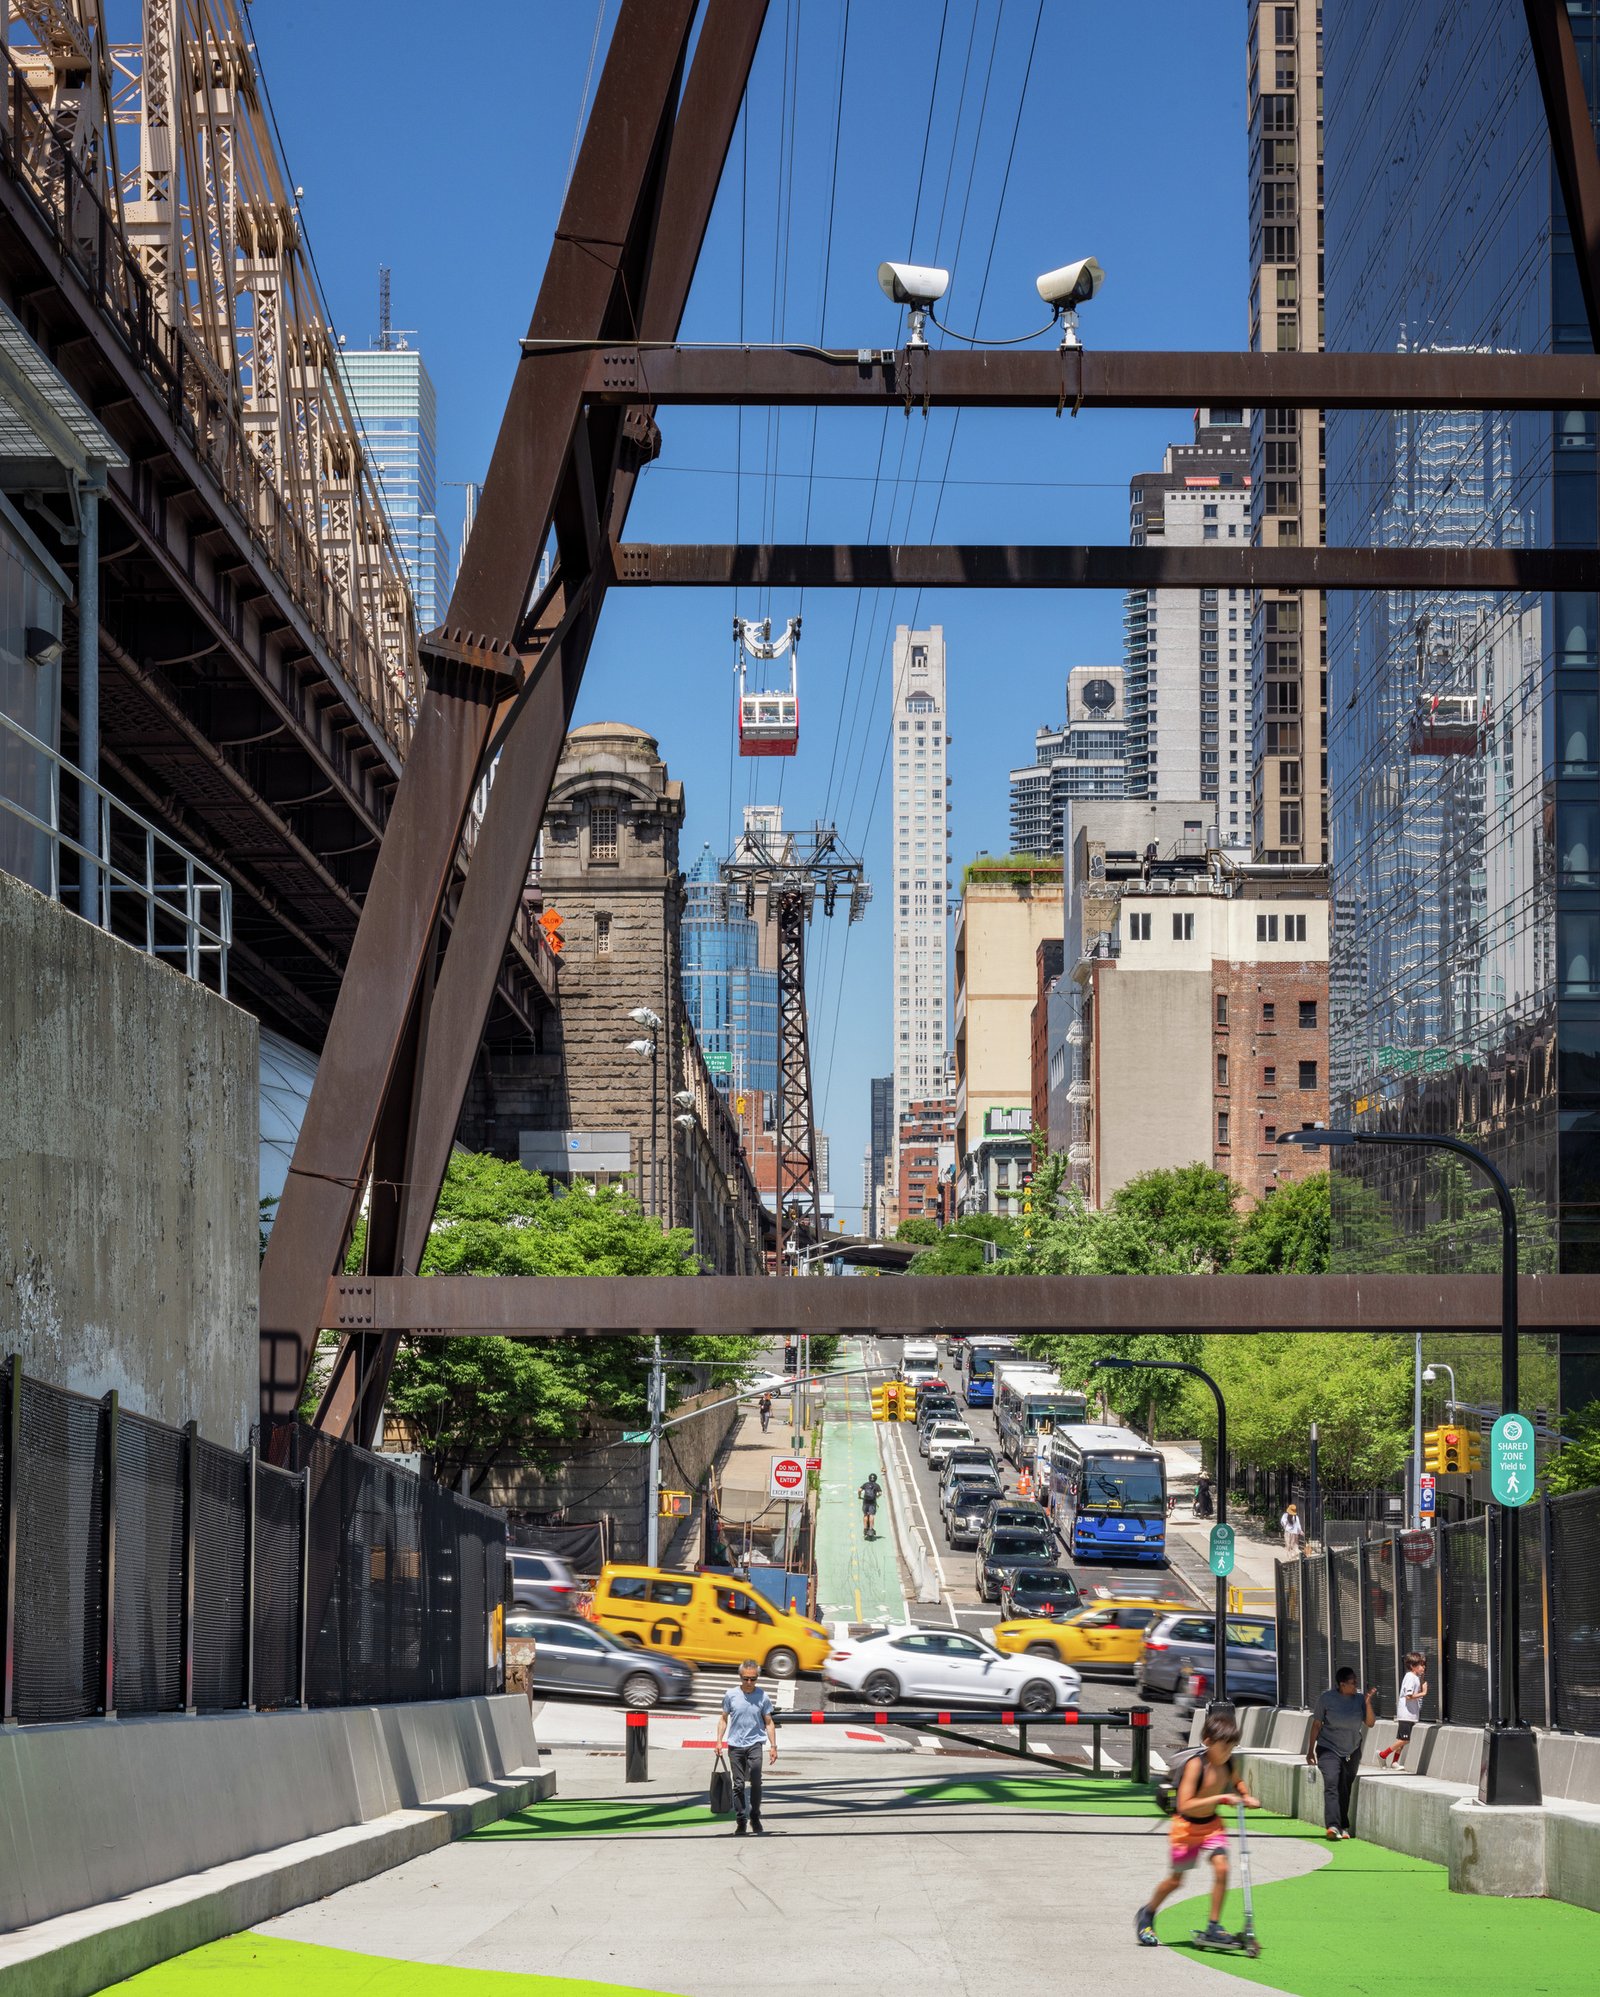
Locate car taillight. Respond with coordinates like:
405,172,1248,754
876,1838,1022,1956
1189,1672,1211,1698
549,1584,573,1594
1145,1639,1169,1652
830,1650,853,1660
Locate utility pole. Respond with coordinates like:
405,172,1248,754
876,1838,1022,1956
1411,1330,1424,1531
646,1334,664,1565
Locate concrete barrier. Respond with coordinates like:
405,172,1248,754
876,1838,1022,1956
0,1694,553,1994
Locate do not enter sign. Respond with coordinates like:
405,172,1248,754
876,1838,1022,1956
769,1454,806,1496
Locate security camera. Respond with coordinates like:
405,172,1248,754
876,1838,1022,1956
877,260,950,348
1035,257,1105,348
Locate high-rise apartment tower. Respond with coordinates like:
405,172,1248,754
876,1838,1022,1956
891,627,951,1141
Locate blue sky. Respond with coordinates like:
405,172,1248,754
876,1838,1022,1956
254,0,1247,1227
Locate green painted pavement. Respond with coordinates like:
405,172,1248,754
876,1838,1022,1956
813,1341,905,1623
465,1795,715,1839
109,1934,684,1995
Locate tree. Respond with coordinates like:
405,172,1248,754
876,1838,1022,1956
895,1215,940,1246
1232,1172,1331,1272
905,1210,1022,1274
1545,1404,1600,1497
1191,1331,1411,1487
1017,1330,1205,1435
346,1151,762,1489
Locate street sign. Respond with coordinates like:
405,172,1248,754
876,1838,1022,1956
1208,1523,1236,1578
622,1431,650,1445
769,1454,807,1496
1400,1530,1435,1566
805,1457,822,1470
705,1051,734,1075
1419,1472,1436,1516
1490,1413,1536,1507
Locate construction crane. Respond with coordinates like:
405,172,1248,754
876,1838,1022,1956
719,818,869,1269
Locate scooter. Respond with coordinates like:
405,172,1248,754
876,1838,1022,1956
1188,1802,1262,1959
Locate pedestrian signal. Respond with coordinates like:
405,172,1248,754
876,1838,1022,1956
1422,1429,1446,1476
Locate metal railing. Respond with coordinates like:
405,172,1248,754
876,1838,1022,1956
1,710,231,990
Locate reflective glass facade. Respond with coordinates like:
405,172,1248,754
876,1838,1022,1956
339,347,451,631
1325,0,1600,1407
681,844,778,1098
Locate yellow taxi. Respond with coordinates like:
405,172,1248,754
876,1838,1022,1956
992,1597,1192,1675
591,1564,832,1678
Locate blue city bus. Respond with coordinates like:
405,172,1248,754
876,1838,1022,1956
1047,1424,1168,1563
961,1337,1019,1407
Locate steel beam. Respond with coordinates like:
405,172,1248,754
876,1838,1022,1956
1525,0,1600,352
581,344,1600,411
611,543,1599,592
322,1273,1600,1338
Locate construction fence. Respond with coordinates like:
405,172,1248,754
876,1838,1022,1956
1274,1489,1600,1736
0,1356,505,1724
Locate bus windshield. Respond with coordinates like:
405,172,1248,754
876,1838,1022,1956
1082,1455,1165,1518
1028,1398,1085,1433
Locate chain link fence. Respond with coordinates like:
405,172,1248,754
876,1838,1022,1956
1273,1489,1600,1734
0,1358,506,1723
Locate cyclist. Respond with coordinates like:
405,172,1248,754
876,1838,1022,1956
859,1472,881,1539
759,1393,773,1434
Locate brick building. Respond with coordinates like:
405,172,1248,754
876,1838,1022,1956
897,1098,955,1224
458,722,767,1272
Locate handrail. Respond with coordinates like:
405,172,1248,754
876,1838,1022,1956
0,709,231,990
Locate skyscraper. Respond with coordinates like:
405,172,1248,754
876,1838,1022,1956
1246,0,1326,864
1009,666,1129,855
891,627,951,1144
866,1074,894,1231
1124,412,1253,845
680,843,778,1099
338,289,450,632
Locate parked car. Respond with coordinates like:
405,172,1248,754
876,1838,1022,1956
824,1623,1082,1712
944,1477,1005,1548
508,1548,581,1614
1136,1612,1278,1703
993,1597,1188,1674
983,1498,1054,1538
506,1610,694,1709
997,1568,1082,1621
925,1420,977,1469
975,1527,1061,1603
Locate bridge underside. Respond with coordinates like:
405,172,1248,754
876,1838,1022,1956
323,1273,1600,1339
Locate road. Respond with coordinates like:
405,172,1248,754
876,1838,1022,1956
825,1333,1202,1765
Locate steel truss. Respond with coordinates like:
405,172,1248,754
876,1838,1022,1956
260,0,1600,1432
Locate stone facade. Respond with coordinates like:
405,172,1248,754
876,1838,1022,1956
459,723,765,1273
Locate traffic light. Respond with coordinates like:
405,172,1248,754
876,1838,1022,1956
1440,1427,1465,1476
870,1384,890,1421
1462,1429,1483,1476
901,1383,917,1422
1422,1428,1446,1475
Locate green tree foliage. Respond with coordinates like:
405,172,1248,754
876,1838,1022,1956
1018,1329,1205,1434
1191,1331,1412,1486
895,1215,940,1246
345,1151,763,1490
1546,1404,1600,1497
1232,1172,1332,1272
905,1210,1021,1274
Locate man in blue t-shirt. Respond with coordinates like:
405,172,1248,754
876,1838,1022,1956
715,1658,778,1834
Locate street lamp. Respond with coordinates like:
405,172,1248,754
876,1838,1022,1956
625,1027,660,1219
1090,1355,1232,1708
1422,1361,1458,1416
1276,1126,1539,1806
945,1224,1000,1266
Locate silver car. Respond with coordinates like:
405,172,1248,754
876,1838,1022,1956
508,1548,581,1613
508,1611,695,1708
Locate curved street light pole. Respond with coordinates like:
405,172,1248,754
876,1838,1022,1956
1277,1126,1538,1806
1090,1355,1230,1708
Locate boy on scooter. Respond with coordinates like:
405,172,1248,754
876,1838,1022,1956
1137,1710,1259,1948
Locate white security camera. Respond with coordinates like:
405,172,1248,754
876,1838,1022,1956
877,260,950,348
1035,257,1105,348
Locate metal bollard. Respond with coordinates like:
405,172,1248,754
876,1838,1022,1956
1129,1706,1151,1785
625,1710,649,1782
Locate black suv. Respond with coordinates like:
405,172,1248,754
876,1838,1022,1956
915,1391,960,1430
944,1477,1005,1548
998,1568,1081,1620
975,1526,1060,1602
983,1498,1054,1538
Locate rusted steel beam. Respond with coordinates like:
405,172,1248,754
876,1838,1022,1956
1526,0,1600,352
581,344,1600,410
322,1273,1600,1337
611,543,1599,592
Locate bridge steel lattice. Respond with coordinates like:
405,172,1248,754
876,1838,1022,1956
258,0,1600,1438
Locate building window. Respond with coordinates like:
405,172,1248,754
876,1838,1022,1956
1215,992,1228,1026
1288,913,1308,942
1264,1065,1277,1088
1216,1052,1229,1087
1129,912,1151,941
1257,913,1280,942
1173,911,1194,941
1217,1111,1230,1148
591,805,618,862
595,911,612,955
1264,1125,1277,1147
1299,998,1318,1029
1262,1002,1276,1024
1298,1059,1318,1089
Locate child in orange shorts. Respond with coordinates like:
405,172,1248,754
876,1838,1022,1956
1137,1710,1259,1947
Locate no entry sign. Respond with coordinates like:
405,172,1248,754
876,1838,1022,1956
769,1454,807,1496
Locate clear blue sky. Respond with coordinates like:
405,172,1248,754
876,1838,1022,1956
254,0,1247,1228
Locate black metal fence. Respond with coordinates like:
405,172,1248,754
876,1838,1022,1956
0,1357,505,1723
1273,1489,1600,1734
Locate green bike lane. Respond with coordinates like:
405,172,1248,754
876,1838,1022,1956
811,1336,907,1625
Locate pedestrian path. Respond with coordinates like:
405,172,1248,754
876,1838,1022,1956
532,1667,796,1749
813,1340,906,1626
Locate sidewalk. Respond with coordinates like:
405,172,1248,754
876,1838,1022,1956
813,1343,906,1626
1167,1510,1285,1607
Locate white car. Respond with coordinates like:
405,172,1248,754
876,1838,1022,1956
925,1420,977,1468
825,1624,1082,1712
903,1363,941,1392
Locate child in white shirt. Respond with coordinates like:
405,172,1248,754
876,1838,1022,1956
1377,1652,1427,1768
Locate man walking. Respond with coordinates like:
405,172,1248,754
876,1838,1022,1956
1306,1665,1376,1839
714,1658,778,1836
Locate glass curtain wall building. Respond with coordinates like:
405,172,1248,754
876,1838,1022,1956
1325,0,1600,1410
681,844,778,1100
338,345,451,631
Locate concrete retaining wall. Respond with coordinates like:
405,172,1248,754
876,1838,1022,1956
0,871,258,1445
0,1693,540,1934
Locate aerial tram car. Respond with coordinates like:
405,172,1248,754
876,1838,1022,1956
736,614,801,756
